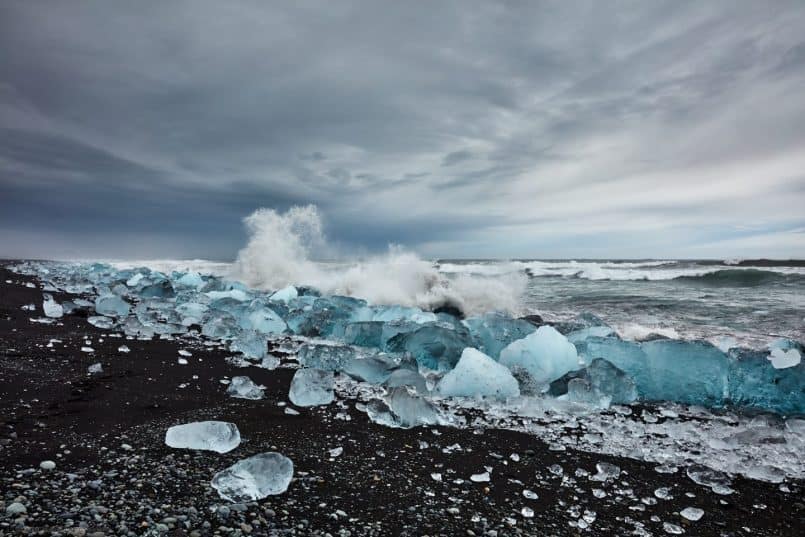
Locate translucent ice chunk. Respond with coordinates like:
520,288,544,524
342,354,401,384
270,285,298,303
211,452,293,502
176,271,204,288
42,294,63,318
463,312,535,358
728,348,804,415
95,294,130,317
686,465,734,495
297,343,355,371
679,507,704,522
366,387,444,428
554,358,637,408
437,348,520,399
385,368,429,394
343,321,384,348
87,315,115,329
386,324,474,370
230,330,268,359
165,421,241,453
499,326,580,389
240,304,288,334
288,368,334,407
226,376,265,400
768,347,801,369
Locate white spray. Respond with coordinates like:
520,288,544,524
232,205,526,315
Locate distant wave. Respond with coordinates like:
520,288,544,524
438,260,805,284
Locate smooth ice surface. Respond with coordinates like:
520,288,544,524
680,507,704,522
499,326,580,389
463,312,535,358
768,347,801,369
386,324,473,370
366,387,444,428
230,330,268,359
554,358,637,408
227,376,265,400
271,285,298,302
42,294,63,318
165,421,241,453
437,348,520,399
211,452,293,502
288,368,334,407
95,294,130,317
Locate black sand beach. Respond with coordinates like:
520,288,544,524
1,265,802,536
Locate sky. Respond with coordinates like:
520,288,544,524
1,0,804,261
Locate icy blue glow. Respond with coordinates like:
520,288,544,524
463,312,535,358
437,348,520,399
211,452,293,502
288,368,334,407
499,326,580,389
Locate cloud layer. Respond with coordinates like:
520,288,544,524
1,0,804,259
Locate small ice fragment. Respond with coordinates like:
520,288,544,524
178,349,192,357
211,452,294,502
655,487,672,500
40,460,56,471
431,472,442,481
226,376,265,400
178,358,188,365
284,407,300,415
591,462,620,482
768,348,801,369
510,453,520,462
118,345,130,353
679,507,704,521
288,368,334,407
548,464,563,476
165,421,241,453
663,522,685,534
95,294,130,317
523,489,538,499
686,465,734,495
88,362,102,374
470,471,490,482
87,315,114,329
328,447,343,458
521,506,534,518
42,294,63,318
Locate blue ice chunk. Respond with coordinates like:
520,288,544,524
297,343,355,371
211,452,293,502
584,337,729,406
463,312,536,358
227,376,264,400
140,280,176,299
42,293,64,318
555,358,637,407
230,330,268,359
202,314,239,339
206,289,251,302
499,326,580,389
567,326,616,344
87,316,115,329
437,348,520,399
386,324,474,370
175,301,208,326
343,321,384,348
342,353,405,384
728,348,805,415
385,369,429,394
270,285,298,303
95,294,130,317
288,368,334,407
176,271,204,288
239,301,287,334
285,297,360,338
366,387,443,428
371,305,437,324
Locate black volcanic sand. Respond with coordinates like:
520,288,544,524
0,266,802,536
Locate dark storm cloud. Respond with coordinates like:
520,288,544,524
1,0,804,259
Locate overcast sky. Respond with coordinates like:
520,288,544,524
1,0,804,260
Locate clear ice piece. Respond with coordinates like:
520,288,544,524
165,421,241,453
499,326,580,389
211,452,293,502
226,376,265,400
437,348,520,399
288,368,334,407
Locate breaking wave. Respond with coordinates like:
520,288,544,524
232,206,527,315
439,260,805,284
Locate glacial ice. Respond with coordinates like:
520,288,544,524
211,452,293,502
342,353,403,384
463,312,535,358
230,330,268,359
768,347,801,369
270,285,298,303
437,348,520,399
288,368,334,407
297,343,355,371
385,324,474,370
553,358,637,408
227,376,265,400
165,421,241,453
366,387,444,428
95,294,130,317
42,294,63,318
499,326,580,390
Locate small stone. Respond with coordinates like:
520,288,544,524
6,502,26,515
40,460,56,471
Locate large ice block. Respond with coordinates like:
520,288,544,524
437,348,520,399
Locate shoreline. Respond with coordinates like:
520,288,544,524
1,265,802,536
